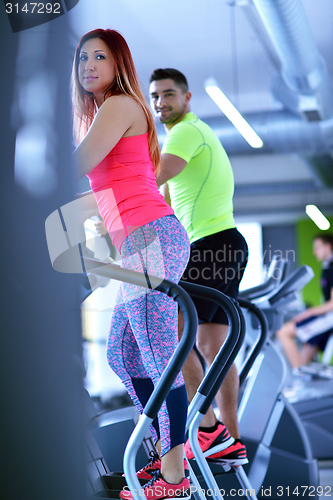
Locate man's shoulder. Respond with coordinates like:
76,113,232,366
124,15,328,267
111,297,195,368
180,113,210,130
324,259,333,270
169,113,216,139
165,114,202,143
327,260,333,277
171,112,199,130
323,261,333,285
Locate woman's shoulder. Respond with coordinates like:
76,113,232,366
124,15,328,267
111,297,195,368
100,94,140,112
99,95,147,136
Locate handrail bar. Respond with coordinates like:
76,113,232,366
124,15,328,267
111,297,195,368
179,281,242,423
237,298,269,388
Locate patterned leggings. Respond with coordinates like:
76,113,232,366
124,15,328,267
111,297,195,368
106,215,190,456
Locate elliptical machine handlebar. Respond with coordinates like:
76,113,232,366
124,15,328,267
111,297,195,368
83,257,198,419
84,258,243,500
239,256,288,301
254,265,314,308
179,281,242,421
237,298,269,388
83,257,198,499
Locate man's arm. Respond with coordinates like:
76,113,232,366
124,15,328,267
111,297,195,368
156,153,187,187
293,287,333,322
159,182,171,206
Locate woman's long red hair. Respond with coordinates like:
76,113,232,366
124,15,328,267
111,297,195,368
71,29,161,174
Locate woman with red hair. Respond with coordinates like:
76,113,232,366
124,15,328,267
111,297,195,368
72,29,190,500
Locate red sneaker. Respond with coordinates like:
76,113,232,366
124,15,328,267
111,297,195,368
136,452,189,480
119,471,191,500
206,439,248,466
184,422,234,460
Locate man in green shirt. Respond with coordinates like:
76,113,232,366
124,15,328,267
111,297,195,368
149,68,248,466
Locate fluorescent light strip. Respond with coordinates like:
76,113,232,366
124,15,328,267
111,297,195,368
305,204,330,230
205,79,263,149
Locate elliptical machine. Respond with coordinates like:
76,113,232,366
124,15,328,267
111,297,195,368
46,197,320,500
82,257,250,499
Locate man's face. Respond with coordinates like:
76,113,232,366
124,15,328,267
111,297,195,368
149,78,190,129
313,238,332,262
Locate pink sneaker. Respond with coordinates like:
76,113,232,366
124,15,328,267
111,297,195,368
136,451,161,480
184,422,234,460
207,438,248,466
136,452,189,480
119,471,191,500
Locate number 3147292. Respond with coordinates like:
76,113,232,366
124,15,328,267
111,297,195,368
277,485,332,497
6,3,61,14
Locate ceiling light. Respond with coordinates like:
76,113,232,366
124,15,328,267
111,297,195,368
305,205,330,230
205,78,263,149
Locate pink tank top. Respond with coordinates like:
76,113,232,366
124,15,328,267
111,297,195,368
87,132,174,252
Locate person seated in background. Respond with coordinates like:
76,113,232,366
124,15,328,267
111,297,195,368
276,233,333,368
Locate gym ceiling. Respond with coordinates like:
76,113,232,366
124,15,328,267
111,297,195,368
68,0,333,225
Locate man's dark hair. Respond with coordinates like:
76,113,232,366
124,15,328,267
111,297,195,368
149,68,189,93
313,233,333,248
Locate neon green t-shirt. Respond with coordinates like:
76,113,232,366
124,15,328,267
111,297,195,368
162,112,235,244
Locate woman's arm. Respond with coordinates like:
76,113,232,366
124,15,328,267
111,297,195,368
73,96,135,179
75,191,101,223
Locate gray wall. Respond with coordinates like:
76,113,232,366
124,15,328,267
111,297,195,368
262,224,298,277
0,11,87,500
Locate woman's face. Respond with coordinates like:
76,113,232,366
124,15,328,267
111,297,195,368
78,37,116,104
